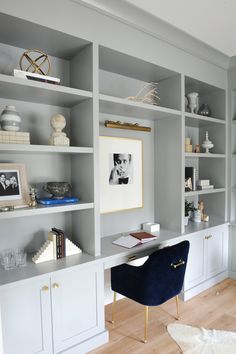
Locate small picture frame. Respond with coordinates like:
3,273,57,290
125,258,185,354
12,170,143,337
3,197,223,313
99,136,143,213
0,163,30,208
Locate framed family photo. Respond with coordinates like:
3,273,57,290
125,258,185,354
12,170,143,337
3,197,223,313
0,163,30,208
99,136,143,213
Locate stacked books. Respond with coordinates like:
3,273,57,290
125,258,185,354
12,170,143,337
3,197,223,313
112,231,158,249
37,197,79,205
196,180,214,190
0,131,30,144
48,228,66,259
14,69,60,85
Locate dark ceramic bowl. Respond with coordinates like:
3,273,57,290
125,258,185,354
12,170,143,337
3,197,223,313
44,182,71,199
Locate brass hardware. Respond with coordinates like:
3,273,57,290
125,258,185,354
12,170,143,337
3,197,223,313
171,260,185,269
128,255,137,262
112,292,116,324
20,49,51,75
42,285,49,291
176,295,180,320
205,235,213,240
105,120,151,132
144,306,149,343
52,283,59,289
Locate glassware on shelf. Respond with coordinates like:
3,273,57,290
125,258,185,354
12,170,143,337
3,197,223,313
198,103,211,117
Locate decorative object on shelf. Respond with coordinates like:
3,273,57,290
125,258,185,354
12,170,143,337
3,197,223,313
202,131,214,153
0,105,21,132
14,69,60,85
32,229,82,264
185,137,192,152
48,114,70,146
198,200,209,222
194,144,200,153
185,167,196,191
99,136,143,213
19,49,51,75
29,187,37,207
127,82,160,106
196,179,214,190
191,208,201,223
142,222,160,233
0,206,14,212
43,181,71,199
0,131,30,144
104,120,151,132
184,200,193,226
186,92,199,114
0,248,27,270
37,196,79,205
0,163,30,208
198,103,211,117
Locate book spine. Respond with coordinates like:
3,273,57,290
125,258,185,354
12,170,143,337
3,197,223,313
52,228,65,259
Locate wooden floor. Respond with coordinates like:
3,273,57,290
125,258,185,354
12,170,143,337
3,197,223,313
89,278,236,353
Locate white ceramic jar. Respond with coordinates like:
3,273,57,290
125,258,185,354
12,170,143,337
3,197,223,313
0,105,21,131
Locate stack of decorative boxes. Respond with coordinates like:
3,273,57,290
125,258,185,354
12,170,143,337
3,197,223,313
0,131,30,144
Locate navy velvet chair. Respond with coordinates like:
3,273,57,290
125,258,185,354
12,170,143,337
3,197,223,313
111,240,190,342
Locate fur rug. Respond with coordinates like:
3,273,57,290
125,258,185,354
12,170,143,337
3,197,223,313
167,323,236,354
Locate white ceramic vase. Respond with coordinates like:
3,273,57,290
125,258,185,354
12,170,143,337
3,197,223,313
0,105,21,131
202,131,214,153
187,92,199,114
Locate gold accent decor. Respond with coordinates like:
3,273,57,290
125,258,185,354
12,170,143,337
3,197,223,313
175,295,180,320
105,120,151,132
112,291,116,324
171,260,185,269
128,255,137,262
52,283,60,289
205,235,213,240
144,306,149,343
42,285,49,291
20,49,51,75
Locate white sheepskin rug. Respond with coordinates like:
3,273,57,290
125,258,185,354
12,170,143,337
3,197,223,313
167,323,236,354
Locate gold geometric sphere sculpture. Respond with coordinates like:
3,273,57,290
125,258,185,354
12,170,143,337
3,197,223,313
19,49,51,76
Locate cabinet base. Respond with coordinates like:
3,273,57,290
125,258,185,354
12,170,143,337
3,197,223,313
181,271,228,301
58,330,109,354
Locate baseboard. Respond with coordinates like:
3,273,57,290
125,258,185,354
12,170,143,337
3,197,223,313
181,271,228,301
228,270,236,279
59,330,109,354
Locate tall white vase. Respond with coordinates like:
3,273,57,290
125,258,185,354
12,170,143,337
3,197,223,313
187,92,199,114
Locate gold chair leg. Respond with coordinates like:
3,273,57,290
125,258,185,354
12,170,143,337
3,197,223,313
175,295,180,320
112,291,116,324
144,306,149,343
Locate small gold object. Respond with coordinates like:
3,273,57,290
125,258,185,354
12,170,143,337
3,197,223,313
171,260,185,268
29,187,37,207
52,283,60,289
205,235,212,240
20,49,51,75
42,285,49,291
0,206,14,212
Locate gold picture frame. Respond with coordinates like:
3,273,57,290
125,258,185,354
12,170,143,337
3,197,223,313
99,136,143,213
0,163,30,208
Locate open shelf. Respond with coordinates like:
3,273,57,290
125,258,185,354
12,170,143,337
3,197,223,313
185,188,225,197
0,202,94,220
185,112,225,127
0,144,93,154
0,74,92,107
185,153,225,158
99,94,181,120
184,217,227,235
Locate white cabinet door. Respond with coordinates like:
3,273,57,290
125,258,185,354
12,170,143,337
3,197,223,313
183,233,205,291
51,263,105,353
205,225,228,279
0,276,53,354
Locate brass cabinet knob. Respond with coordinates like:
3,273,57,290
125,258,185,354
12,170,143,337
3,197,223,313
52,283,60,289
42,285,49,291
205,235,213,240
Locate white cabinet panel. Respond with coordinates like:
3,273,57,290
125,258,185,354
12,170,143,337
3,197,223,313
205,227,226,278
0,277,53,354
51,264,104,353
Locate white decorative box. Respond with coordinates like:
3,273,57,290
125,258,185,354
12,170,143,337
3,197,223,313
142,222,160,233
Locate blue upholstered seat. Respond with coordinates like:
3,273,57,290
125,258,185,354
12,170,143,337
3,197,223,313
111,240,190,306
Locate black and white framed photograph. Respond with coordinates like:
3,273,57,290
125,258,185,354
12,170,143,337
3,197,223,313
99,136,143,213
0,163,30,207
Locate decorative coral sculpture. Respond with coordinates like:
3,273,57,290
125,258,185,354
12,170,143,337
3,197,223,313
127,82,160,105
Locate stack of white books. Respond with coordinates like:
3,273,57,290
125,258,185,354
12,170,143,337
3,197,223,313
196,179,214,190
0,131,30,144
14,69,60,85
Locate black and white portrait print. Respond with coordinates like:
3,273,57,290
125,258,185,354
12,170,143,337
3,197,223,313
0,170,20,199
109,153,133,185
